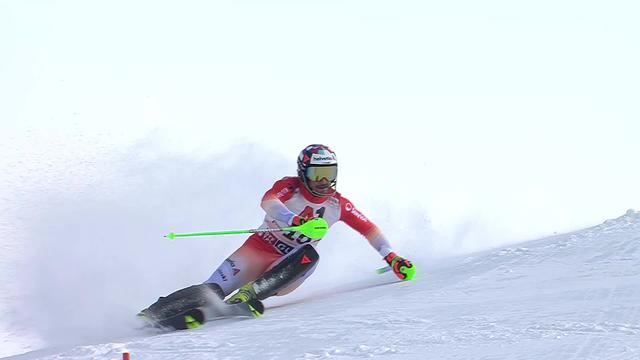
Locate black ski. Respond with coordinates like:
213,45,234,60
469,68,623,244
138,300,263,331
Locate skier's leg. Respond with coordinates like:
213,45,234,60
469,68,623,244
227,244,320,303
273,260,319,296
140,283,225,321
204,234,281,296
141,234,279,320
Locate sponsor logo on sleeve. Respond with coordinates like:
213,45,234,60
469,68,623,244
345,202,353,212
276,186,290,199
345,202,369,223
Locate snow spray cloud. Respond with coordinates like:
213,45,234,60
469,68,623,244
11,138,294,346
7,134,500,347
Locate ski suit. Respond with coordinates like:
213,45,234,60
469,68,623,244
205,176,393,297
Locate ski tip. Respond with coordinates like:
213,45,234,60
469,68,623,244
165,232,176,240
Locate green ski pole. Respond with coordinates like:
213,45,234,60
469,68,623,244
165,218,329,241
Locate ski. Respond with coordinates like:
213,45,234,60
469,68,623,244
137,299,263,331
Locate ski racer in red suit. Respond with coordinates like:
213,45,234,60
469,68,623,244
139,144,415,328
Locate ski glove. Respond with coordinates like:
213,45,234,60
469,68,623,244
384,252,416,281
289,215,306,226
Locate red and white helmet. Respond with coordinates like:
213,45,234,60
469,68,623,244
297,144,338,197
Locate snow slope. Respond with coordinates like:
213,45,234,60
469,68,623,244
3,209,639,359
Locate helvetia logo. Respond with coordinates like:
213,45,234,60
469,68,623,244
310,153,337,164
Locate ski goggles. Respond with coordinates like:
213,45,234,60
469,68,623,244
305,165,338,182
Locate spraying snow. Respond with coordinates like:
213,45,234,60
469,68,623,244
4,209,639,359
2,139,638,359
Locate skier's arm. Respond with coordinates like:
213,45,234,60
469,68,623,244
261,177,299,225
339,196,416,281
338,197,393,257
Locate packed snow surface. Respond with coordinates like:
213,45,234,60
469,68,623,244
3,210,640,359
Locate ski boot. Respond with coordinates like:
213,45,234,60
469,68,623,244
226,283,264,318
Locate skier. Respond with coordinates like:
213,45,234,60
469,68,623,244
140,144,415,329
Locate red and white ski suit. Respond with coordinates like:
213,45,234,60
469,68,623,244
205,176,393,296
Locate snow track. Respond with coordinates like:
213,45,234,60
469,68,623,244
4,210,640,359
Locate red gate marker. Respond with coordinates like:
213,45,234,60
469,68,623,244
123,352,130,360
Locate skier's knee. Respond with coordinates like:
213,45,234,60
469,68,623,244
293,244,319,265
253,244,320,300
